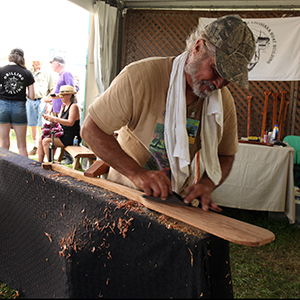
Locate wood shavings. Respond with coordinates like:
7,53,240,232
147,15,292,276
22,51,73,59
188,248,194,267
117,217,134,238
59,245,67,257
44,232,52,243
58,225,78,257
150,212,206,238
13,290,20,299
114,199,145,214
48,173,65,178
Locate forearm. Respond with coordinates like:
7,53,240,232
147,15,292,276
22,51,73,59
27,85,35,100
81,115,143,180
198,154,235,192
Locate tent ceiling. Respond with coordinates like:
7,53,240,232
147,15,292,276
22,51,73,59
69,0,300,12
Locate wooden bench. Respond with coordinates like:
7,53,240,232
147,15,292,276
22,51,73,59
58,145,96,170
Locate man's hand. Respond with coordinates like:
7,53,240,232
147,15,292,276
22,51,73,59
129,168,172,200
183,154,235,212
81,114,172,200
183,183,222,212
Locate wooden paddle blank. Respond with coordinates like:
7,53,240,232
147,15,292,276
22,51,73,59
42,163,275,247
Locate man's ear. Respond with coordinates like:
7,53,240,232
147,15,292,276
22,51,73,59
193,39,205,54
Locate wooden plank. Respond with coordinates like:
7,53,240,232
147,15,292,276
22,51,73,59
42,162,275,247
65,145,96,159
84,160,110,177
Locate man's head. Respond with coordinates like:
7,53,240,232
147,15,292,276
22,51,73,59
32,59,42,72
50,56,65,73
185,15,255,92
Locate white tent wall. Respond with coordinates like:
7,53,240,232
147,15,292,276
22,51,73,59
68,0,120,121
93,1,118,96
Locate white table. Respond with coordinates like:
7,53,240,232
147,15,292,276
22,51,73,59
211,142,295,223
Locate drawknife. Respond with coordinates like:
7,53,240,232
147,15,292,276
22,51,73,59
142,192,191,207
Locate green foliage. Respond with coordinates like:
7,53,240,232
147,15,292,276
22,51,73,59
0,282,20,299
223,208,300,299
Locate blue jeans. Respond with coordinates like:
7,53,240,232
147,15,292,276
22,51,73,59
26,99,46,127
0,100,27,125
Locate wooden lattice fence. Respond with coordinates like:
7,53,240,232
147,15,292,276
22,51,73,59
121,9,300,139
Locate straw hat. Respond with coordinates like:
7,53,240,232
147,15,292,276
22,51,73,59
59,85,77,96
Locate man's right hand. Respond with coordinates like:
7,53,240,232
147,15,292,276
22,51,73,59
129,168,172,200
81,114,172,201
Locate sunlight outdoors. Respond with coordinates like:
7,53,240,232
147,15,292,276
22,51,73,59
0,0,90,107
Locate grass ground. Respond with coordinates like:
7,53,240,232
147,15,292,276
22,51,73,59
1,130,300,299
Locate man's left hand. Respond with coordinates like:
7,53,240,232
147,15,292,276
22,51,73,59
183,183,222,212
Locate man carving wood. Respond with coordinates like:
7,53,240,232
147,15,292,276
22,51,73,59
81,15,256,212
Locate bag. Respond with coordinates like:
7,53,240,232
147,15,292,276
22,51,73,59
41,122,64,140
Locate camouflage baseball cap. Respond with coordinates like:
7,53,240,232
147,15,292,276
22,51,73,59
203,15,255,89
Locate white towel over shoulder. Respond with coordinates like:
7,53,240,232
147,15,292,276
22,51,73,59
200,89,223,186
165,51,223,193
165,51,190,193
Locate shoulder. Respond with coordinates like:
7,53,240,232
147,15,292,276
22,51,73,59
70,102,79,110
118,57,174,86
221,86,235,108
63,70,74,78
124,57,174,74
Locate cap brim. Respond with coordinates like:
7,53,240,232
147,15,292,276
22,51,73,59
215,48,249,90
59,92,76,96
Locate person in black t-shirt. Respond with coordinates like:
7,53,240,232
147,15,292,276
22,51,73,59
0,48,35,157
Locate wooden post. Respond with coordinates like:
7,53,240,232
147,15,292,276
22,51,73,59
247,95,253,137
272,92,280,128
261,91,272,139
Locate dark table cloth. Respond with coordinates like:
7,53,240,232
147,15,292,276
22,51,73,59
0,147,233,298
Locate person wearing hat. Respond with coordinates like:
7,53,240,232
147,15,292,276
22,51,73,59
27,57,54,156
44,56,76,164
0,48,35,157
37,85,81,163
44,56,75,115
81,15,255,211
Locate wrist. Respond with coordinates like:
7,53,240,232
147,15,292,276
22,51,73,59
198,177,216,193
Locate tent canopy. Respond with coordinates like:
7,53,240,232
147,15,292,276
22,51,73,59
69,0,300,12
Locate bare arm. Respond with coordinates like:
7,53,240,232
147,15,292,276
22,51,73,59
81,114,172,199
43,104,80,126
27,84,35,100
184,154,235,212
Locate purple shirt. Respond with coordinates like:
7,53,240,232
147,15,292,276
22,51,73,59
53,70,74,113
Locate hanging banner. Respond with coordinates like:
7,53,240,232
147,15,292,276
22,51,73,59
199,17,300,81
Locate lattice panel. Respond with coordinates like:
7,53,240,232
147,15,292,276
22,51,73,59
122,9,300,139
228,81,291,138
294,82,300,136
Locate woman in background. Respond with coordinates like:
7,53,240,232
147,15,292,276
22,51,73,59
0,48,35,157
38,85,81,163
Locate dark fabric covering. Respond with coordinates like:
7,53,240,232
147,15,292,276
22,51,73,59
0,147,233,298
